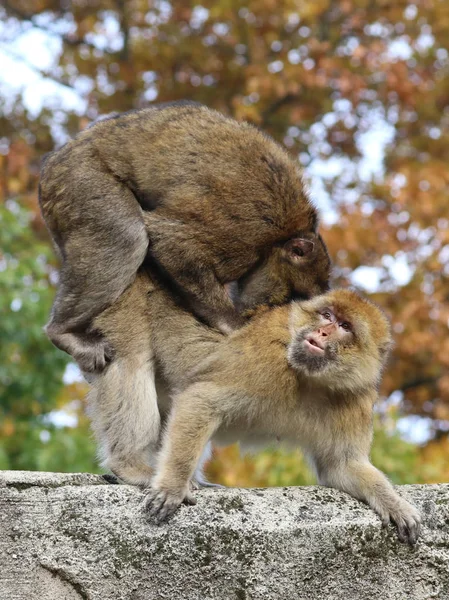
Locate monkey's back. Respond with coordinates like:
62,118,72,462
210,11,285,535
190,304,299,398
40,103,317,251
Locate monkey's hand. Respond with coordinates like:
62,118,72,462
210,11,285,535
46,326,115,374
381,498,421,545
321,460,422,545
144,485,196,524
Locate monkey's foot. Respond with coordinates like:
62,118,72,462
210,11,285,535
109,463,154,488
76,337,115,373
46,324,115,373
190,478,224,490
102,474,120,485
382,500,421,545
144,487,196,523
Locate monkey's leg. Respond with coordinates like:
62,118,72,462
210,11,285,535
88,356,160,486
154,384,219,491
44,179,148,373
144,384,221,522
317,457,421,544
143,213,245,333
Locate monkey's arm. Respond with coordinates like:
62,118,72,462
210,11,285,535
316,455,421,544
144,383,222,522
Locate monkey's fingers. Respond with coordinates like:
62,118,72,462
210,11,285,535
197,481,225,489
408,519,421,546
144,488,191,524
395,514,421,545
389,503,421,545
144,490,177,523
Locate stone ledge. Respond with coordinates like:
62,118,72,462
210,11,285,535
0,471,448,600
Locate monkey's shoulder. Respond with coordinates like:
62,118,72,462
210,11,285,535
237,304,292,340
203,340,297,403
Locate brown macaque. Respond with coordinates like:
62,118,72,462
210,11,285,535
39,101,330,374
91,273,420,544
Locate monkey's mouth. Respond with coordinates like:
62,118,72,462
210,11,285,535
304,337,325,356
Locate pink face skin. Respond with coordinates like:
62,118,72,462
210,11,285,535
303,308,353,356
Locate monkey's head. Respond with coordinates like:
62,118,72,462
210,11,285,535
287,289,392,393
232,231,331,315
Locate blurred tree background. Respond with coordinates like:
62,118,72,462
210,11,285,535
0,0,448,484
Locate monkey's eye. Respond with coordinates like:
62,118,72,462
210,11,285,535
321,310,333,321
339,321,352,332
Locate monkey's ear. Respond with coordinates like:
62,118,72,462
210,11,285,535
283,238,315,263
379,339,394,362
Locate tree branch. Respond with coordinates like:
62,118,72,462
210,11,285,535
0,45,75,91
115,0,130,62
400,377,439,393
261,94,301,128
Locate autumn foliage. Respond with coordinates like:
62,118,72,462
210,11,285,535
0,0,448,482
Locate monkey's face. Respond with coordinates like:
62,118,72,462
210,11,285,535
234,232,331,316
288,308,352,373
287,290,392,393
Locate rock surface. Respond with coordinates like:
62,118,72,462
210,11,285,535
0,470,448,599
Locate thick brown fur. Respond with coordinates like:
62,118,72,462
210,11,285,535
39,102,330,373
91,272,420,544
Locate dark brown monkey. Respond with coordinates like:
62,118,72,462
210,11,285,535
39,101,330,373
91,274,420,543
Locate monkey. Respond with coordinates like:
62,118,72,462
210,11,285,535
39,101,330,374
89,211,330,491
91,272,421,544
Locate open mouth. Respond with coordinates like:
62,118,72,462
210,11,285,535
304,338,325,356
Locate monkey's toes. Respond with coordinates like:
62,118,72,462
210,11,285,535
102,473,120,485
190,476,224,490
103,339,115,364
196,480,225,489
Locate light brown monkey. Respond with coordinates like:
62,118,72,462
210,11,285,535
89,211,330,490
92,274,420,543
39,101,330,374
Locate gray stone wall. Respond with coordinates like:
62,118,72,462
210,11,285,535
0,470,448,599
